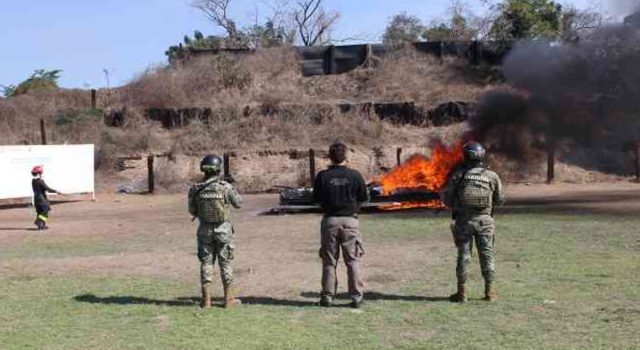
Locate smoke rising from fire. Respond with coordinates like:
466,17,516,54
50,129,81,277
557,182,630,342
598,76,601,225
470,4,640,161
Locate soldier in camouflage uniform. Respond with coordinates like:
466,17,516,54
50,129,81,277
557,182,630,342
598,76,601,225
442,142,505,303
188,155,242,308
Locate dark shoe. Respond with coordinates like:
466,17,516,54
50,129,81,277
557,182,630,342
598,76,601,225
319,297,333,307
350,299,363,309
449,283,468,303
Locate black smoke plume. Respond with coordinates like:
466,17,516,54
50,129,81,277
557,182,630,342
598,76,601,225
470,5,640,162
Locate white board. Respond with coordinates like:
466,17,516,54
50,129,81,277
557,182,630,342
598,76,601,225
0,144,94,200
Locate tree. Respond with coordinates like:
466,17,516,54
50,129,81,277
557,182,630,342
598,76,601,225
165,30,226,63
246,20,295,48
561,6,602,43
423,23,455,42
2,69,62,98
489,0,563,41
293,0,339,46
422,1,478,42
191,0,239,38
382,12,425,46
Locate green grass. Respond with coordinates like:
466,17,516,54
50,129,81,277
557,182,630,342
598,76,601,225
1,211,638,349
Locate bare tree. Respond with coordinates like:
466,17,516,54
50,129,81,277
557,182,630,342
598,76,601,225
561,6,603,43
293,0,339,46
448,0,478,40
191,0,239,37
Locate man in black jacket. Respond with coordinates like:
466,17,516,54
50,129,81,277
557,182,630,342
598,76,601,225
313,142,369,308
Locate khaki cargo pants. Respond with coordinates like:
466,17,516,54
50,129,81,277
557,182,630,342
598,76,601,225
320,216,365,303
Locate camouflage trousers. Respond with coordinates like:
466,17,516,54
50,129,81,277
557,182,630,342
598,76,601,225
451,214,496,285
197,221,235,286
320,216,365,303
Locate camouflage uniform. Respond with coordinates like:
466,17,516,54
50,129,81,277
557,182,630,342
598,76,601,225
443,165,505,301
188,176,242,306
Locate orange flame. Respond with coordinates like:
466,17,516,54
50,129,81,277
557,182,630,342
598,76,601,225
377,142,464,210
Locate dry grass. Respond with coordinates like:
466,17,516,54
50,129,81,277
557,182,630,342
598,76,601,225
3,46,629,187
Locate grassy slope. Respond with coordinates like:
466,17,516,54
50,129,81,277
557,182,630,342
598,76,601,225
0,212,638,350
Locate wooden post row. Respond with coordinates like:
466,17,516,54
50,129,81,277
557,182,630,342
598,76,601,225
147,155,155,194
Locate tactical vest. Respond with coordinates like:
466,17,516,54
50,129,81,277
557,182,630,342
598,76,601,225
195,180,230,223
458,168,493,214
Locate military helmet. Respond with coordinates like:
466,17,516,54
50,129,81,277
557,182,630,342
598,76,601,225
200,154,223,175
463,141,486,163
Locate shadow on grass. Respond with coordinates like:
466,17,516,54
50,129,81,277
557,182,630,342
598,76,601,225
74,294,198,307
300,291,449,302
74,291,449,308
74,294,317,308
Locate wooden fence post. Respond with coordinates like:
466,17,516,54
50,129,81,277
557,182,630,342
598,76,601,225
91,89,97,109
635,142,640,182
223,153,230,178
309,149,316,185
40,119,47,145
396,147,402,167
147,155,155,194
547,140,555,184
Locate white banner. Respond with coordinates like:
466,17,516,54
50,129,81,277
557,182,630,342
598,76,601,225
0,144,94,200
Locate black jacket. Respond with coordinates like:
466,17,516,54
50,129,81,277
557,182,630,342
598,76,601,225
313,165,369,217
32,178,56,208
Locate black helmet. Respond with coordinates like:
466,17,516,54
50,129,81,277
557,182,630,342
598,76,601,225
463,141,486,163
200,154,223,175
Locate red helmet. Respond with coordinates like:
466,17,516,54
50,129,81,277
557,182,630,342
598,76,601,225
31,165,43,175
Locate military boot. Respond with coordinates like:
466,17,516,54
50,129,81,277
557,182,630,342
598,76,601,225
449,283,468,303
223,283,242,308
200,282,212,309
484,282,498,302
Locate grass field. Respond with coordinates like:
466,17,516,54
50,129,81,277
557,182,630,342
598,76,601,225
0,186,639,349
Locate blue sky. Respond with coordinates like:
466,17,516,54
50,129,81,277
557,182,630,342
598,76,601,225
0,0,602,89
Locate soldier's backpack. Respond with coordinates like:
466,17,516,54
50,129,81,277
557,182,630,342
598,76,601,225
458,167,493,211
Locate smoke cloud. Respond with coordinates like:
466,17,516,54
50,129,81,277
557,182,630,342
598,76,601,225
608,0,640,16
470,5,640,162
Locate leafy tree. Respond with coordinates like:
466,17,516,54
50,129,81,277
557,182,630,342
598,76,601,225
489,0,563,41
423,23,454,42
421,1,478,42
1,69,62,97
382,12,426,46
245,20,295,48
166,31,219,63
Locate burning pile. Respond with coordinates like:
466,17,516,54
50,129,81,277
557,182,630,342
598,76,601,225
375,142,464,210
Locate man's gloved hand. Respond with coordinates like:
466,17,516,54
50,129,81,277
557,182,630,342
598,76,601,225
224,174,237,184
